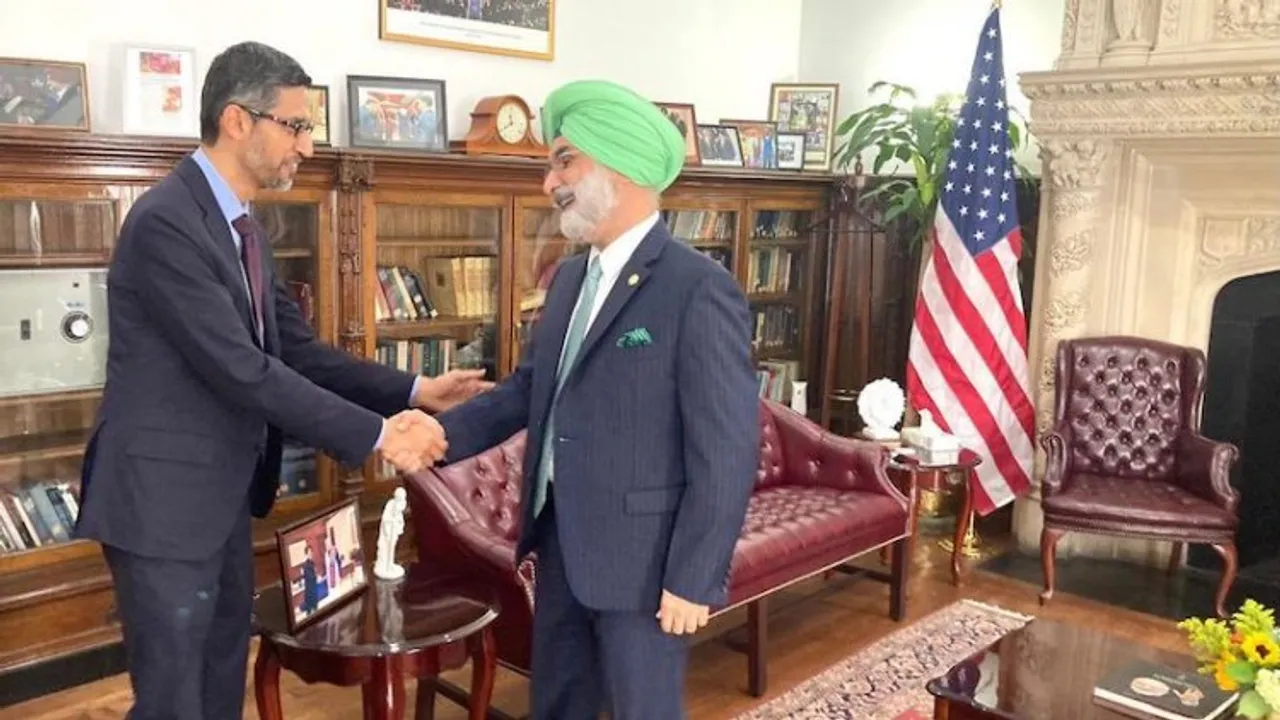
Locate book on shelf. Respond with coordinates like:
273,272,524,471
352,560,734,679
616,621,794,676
661,209,734,243
1092,660,1237,720
375,260,495,322
752,210,804,239
752,305,801,352
748,247,802,294
758,360,799,403
0,480,80,553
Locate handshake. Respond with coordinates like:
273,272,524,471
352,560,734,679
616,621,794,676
377,410,448,474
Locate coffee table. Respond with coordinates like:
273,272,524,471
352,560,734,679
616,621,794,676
926,619,1204,719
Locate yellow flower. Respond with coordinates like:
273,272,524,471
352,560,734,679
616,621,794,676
1243,632,1280,667
1215,653,1241,692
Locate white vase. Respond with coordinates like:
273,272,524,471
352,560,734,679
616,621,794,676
790,380,808,416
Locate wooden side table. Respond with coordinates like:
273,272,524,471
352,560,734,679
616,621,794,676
251,564,499,720
887,449,983,585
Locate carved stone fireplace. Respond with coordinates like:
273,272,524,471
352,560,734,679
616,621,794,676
1014,0,1280,564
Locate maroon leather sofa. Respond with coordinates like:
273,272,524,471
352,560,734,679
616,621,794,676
404,398,913,706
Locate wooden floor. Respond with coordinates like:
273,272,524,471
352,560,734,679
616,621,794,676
7,534,1191,720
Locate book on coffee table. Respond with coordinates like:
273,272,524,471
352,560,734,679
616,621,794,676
1092,660,1238,720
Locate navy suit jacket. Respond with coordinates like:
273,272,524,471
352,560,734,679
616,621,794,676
76,155,416,562
435,222,759,612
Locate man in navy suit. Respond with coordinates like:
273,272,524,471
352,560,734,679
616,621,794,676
435,79,760,719
75,41,489,720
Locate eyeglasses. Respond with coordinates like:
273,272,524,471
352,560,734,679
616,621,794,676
237,104,315,137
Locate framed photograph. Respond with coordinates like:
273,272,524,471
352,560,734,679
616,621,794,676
0,57,89,131
720,119,778,170
379,0,555,61
654,102,700,165
776,132,805,171
305,85,331,146
122,45,197,137
347,75,447,152
275,498,368,633
767,83,840,172
695,124,743,168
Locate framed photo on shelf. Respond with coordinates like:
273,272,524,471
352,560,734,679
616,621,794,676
122,45,197,137
0,57,89,131
720,119,778,170
275,498,368,633
776,132,806,171
305,84,331,146
695,124,743,168
347,75,448,152
379,0,555,61
767,83,839,172
654,102,700,165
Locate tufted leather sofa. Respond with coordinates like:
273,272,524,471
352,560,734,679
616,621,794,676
1039,336,1241,617
404,398,912,706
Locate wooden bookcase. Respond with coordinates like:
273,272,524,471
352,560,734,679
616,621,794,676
0,133,835,682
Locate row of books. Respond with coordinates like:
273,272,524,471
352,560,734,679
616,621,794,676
752,304,802,353
375,337,460,378
278,442,316,498
758,360,800,403
375,258,497,322
748,247,803,295
662,209,735,242
0,480,79,553
753,210,808,239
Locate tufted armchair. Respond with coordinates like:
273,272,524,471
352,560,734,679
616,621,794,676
403,398,913,706
1039,336,1240,617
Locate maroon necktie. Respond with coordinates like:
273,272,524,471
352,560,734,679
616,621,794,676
231,213,265,342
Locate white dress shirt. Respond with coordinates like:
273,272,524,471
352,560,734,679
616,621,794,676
556,212,659,371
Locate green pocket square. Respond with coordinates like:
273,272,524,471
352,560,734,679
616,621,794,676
616,328,653,348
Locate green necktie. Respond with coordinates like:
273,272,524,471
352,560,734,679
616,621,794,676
533,256,603,518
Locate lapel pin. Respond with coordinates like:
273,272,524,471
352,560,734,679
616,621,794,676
627,273,640,287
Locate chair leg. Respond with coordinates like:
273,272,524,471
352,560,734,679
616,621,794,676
747,598,767,697
1039,527,1065,605
889,537,908,622
1210,542,1239,619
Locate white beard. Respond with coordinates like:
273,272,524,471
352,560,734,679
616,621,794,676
556,166,616,242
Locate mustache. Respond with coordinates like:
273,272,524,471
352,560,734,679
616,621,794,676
552,186,575,209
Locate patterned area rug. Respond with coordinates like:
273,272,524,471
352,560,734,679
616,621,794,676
732,599,1032,720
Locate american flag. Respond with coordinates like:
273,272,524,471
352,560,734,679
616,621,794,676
904,6,1035,515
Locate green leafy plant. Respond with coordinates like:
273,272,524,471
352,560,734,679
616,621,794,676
831,81,1034,248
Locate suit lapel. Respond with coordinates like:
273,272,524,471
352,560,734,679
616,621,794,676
566,225,668,383
532,253,587,412
176,157,260,345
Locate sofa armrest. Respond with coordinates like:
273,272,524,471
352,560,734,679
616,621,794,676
403,469,518,573
1039,427,1072,497
767,404,908,509
1175,432,1240,514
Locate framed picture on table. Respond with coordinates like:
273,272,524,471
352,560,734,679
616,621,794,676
347,74,448,153
275,498,368,632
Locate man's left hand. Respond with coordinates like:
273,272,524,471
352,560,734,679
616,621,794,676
412,369,494,412
657,590,709,635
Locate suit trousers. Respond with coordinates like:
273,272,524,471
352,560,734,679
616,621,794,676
103,496,254,720
531,489,689,720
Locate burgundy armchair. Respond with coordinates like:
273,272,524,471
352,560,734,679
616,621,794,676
404,398,912,707
1038,336,1240,617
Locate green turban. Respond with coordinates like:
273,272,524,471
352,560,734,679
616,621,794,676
541,79,686,192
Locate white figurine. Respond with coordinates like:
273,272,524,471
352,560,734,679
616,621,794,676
374,487,408,582
857,378,906,441
790,380,808,416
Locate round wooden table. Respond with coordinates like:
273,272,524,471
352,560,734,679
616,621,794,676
887,448,983,585
251,564,499,720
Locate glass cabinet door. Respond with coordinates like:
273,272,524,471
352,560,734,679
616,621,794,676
659,198,737,274
0,186,135,570
370,193,506,481
745,202,818,413
512,196,587,365
252,193,331,508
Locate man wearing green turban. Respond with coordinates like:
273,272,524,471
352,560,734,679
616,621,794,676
433,79,760,719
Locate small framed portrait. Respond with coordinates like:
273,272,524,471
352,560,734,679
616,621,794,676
0,57,90,131
720,119,778,170
695,124,743,168
122,45,197,137
654,102,700,165
305,85,331,146
347,74,447,152
776,132,806,171
768,82,840,172
275,498,368,633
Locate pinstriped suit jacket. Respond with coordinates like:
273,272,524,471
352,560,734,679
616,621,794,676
435,222,759,611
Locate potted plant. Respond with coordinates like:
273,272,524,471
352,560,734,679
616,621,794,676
831,81,1035,248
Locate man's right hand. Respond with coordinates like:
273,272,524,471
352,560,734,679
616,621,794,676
376,410,448,474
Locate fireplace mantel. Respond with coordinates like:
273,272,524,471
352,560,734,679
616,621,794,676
1015,0,1280,565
